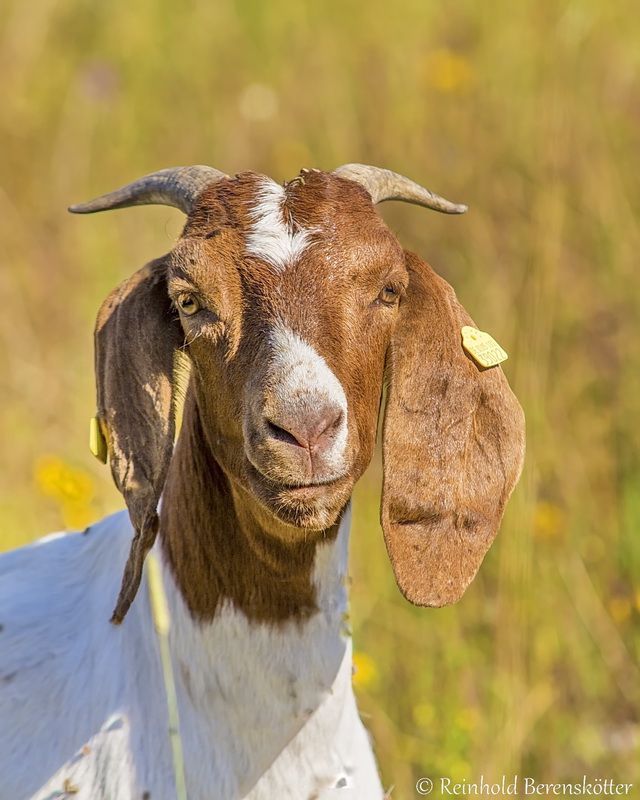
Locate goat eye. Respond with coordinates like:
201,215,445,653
378,285,399,305
177,294,201,316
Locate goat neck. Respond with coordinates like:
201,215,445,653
159,386,343,624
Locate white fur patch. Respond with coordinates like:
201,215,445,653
245,179,313,271
0,509,384,799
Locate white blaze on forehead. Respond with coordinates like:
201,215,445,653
245,178,314,271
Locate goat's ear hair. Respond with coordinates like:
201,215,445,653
381,251,525,607
95,257,184,624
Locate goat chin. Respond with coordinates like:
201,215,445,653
244,464,355,532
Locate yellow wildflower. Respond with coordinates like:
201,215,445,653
609,596,631,625
422,49,475,95
34,455,96,529
533,501,564,542
456,706,480,731
352,651,379,690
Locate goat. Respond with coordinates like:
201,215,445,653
0,164,525,799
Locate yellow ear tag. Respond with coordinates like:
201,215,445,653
461,326,508,368
89,416,108,464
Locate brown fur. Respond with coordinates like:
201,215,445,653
381,252,526,606
93,169,525,624
160,389,334,623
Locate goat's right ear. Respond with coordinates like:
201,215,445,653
95,258,184,623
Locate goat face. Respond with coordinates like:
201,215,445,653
169,171,405,533
72,164,525,624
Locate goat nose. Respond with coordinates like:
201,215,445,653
266,405,344,453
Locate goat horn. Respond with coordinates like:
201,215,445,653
333,163,467,214
68,165,228,215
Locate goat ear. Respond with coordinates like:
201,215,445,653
381,252,525,607
95,258,184,623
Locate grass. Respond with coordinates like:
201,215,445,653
1,0,639,794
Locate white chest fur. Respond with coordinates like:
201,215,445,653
0,507,383,799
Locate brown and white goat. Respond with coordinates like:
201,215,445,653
0,164,525,799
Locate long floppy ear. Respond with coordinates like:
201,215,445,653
95,257,184,623
381,251,525,607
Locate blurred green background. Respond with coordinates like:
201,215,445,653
1,0,639,795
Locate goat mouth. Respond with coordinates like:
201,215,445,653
248,466,346,496
243,453,348,493
244,462,352,528
273,477,342,492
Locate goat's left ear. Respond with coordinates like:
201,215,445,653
95,258,184,623
381,251,525,607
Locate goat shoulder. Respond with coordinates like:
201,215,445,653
0,508,383,799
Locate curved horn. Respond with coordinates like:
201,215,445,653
68,165,228,215
333,163,467,215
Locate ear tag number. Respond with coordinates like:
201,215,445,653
461,326,508,368
89,416,108,464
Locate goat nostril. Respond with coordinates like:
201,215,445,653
265,419,306,448
325,410,344,435
264,407,344,452
313,409,344,445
